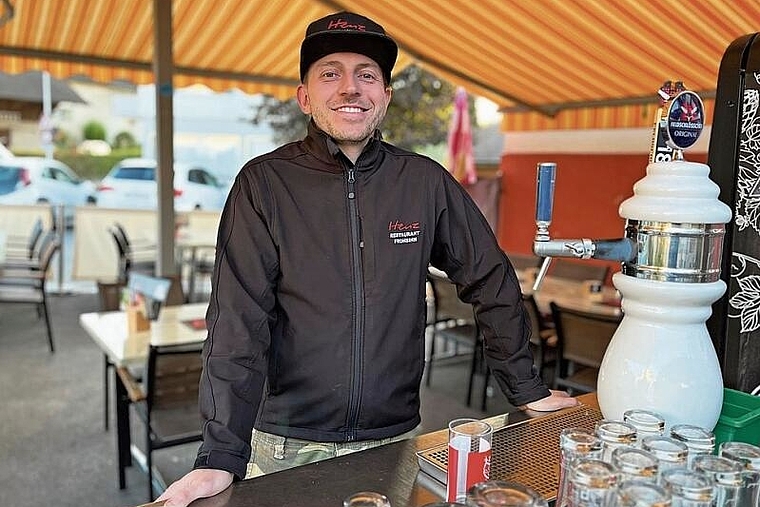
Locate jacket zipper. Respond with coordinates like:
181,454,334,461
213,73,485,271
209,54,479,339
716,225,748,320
345,166,364,441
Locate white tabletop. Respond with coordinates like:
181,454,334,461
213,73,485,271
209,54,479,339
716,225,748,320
79,302,208,367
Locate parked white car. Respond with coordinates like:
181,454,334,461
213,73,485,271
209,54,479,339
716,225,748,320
95,158,227,211
0,157,97,223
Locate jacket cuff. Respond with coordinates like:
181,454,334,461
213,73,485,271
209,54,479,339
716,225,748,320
194,450,248,481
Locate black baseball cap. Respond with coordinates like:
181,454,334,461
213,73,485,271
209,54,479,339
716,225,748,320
300,12,398,84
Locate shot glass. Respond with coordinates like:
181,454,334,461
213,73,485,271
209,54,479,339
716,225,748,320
446,418,493,503
718,441,760,506
567,457,619,506
693,454,747,507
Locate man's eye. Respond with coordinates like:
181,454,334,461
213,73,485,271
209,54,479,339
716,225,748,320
321,71,339,78
359,73,378,81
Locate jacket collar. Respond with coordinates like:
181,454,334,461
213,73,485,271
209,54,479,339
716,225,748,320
302,120,384,171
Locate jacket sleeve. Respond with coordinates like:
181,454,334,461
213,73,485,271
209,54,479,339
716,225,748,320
193,169,278,479
429,169,550,407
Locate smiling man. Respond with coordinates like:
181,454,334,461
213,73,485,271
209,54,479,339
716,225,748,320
157,12,577,507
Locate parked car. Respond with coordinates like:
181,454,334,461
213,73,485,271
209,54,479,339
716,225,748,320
0,143,13,160
0,157,97,224
95,158,226,211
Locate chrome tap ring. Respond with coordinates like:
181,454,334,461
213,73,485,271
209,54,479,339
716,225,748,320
622,220,725,283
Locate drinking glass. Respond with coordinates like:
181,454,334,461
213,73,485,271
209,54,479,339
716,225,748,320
641,436,689,480
611,447,660,483
624,409,666,446
447,418,493,503
556,428,602,507
718,441,760,507
693,454,746,507
660,468,714,507
595,420,637,463
669,424,715,470
343,491,391,507
466,480,548,507
566,457,618,507
609,479,672,506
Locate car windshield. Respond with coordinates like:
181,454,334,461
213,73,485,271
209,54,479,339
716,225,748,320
0,165,22,195
113,166,155,181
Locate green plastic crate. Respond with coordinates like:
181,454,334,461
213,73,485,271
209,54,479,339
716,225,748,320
713,388,760,447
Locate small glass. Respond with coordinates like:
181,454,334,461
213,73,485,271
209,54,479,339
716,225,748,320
693,454,746,507
595,420,637,463
466,481,548,507
609,479,672,506
447,418,493,503
566,457,618,507
669,424,715,470
611,447,660,483
556,428,602,507
641,436,688,480
660,468,714,507
343,491,391,507
624,409,666,446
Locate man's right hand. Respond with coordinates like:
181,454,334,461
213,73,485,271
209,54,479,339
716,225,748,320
156,468,233,507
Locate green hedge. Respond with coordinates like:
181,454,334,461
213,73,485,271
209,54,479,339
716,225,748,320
56,147,142,181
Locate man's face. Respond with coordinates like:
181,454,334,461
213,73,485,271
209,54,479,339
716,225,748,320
297,52,392,153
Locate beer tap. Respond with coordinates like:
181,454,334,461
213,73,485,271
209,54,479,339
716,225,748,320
531,162,637,291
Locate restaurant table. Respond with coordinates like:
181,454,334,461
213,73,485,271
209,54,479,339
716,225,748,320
176,394,601,507
79,302,208,488
520,271,622,318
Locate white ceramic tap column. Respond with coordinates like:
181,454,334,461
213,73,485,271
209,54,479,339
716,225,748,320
597,160,732,430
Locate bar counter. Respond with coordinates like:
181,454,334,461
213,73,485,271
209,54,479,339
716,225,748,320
186,394,599,507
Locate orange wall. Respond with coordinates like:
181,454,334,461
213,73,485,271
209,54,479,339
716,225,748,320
496,152,708,282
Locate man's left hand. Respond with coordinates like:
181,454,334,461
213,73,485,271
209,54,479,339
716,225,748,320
522,390,579,412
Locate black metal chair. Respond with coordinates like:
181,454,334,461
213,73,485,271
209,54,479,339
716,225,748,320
550,302,621,394
0,231,60,352
425,272,478,388
109,222,157,283
116,341,204,500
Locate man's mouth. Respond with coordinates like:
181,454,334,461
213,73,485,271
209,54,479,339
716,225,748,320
334,105,368,113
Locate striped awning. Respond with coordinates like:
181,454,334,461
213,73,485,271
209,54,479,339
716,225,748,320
0,0,756,130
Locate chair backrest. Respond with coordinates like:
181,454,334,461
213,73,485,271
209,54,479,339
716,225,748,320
146,342,203,412
109,224,130,256
26,218,44,260
97,281,126,311
548,258,610,283
522,293,545,347
36,232,60,273
508,252,542,271
427,273,474,324
550,302,621,367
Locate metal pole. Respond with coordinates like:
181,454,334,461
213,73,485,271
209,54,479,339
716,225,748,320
41,71,53,160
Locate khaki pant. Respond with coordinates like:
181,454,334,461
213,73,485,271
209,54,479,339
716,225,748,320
245,426,421,479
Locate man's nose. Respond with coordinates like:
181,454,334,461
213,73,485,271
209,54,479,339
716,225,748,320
338,75,360,95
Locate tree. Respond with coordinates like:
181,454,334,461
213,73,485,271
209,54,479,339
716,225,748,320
82,120,107,141
250,65,476,151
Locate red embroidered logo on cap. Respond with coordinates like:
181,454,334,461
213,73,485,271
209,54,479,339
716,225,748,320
327,18,366,31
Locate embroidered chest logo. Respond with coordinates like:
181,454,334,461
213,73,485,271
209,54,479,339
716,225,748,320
388,220,421,245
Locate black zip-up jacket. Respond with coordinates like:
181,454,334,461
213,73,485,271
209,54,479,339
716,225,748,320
194,122,550,479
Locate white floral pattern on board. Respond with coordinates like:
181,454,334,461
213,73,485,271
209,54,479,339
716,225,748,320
729,73,760,333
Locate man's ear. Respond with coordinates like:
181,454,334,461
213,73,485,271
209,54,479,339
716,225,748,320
296,84,311,114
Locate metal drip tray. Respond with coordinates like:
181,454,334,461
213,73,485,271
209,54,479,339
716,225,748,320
416,403,603,501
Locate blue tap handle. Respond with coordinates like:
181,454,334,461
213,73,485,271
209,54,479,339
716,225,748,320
536,162,556,223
